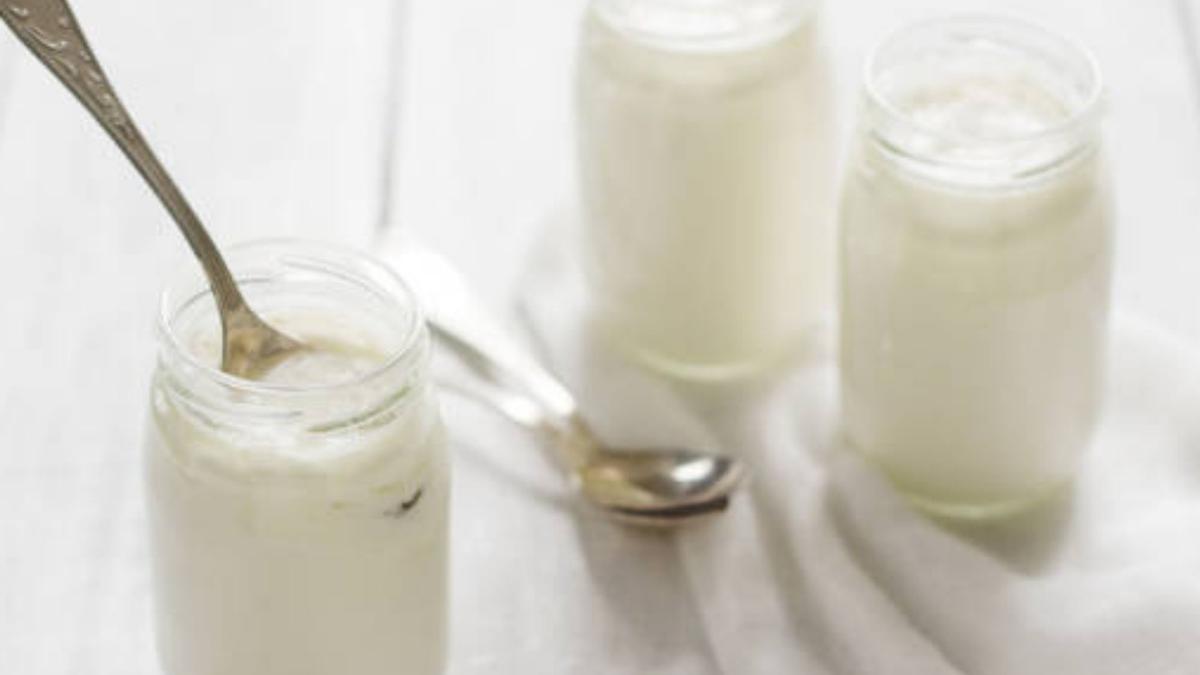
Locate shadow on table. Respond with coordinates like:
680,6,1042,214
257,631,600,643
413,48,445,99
823,430,1079,578
449,431,575,514
929,485,1077,576
568,509,718,671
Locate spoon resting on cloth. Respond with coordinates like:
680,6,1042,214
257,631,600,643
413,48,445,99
0,0,303,377
390,244,747,527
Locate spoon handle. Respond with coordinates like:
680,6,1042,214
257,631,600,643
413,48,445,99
390,244,582,424
436,375,551,433
0,0,245,317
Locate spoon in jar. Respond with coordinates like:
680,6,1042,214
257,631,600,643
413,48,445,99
1,0,302,378
391,244,747,527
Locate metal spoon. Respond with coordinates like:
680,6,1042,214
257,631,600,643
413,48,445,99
1,0,302,378
390,245,746,527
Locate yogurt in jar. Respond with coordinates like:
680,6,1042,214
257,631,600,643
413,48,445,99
577,0,834,379
144,242,448,675
839,17,1112,516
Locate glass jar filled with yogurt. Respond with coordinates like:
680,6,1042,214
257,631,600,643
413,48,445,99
577,0,834,380
839,16,1112,517
144,241,449,675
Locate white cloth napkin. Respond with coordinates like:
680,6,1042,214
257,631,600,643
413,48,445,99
506,229,1200,675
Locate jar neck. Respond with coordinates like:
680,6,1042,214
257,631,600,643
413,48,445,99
860,15,1102,188
155,240,429,435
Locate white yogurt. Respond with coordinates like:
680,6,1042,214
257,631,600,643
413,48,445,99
839,17,1112,515
144,242,448,675
577,0,834,379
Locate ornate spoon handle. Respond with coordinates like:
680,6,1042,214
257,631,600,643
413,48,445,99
0,0,246,318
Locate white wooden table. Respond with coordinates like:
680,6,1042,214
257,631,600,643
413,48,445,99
1,0,1198,672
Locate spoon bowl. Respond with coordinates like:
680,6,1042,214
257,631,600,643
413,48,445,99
221,305,306,379
576,448,744,511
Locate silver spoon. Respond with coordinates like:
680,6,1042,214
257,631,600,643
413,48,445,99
390,245,746,527
1,0,302,378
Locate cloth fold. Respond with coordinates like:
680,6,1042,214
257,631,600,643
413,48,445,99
509,226,1200,675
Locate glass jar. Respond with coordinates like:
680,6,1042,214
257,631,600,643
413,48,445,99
577,0,834,380
144,240,449,675
839,16,1113,517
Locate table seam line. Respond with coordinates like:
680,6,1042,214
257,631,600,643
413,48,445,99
1174,0,1200,130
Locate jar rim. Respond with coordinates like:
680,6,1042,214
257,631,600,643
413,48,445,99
862,14,1103,159
155,238,426,403
590,0,817,52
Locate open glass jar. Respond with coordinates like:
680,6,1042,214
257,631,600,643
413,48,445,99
577,0,834,380
144,240,448,675
839,16,1113,517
